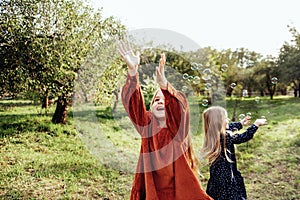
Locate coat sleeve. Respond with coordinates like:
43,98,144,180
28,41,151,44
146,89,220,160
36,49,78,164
228,122,243,131
121,74,151,135
231,124,258,144
161,82,189,142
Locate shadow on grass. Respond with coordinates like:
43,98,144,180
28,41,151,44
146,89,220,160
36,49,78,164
0,161,128,199
0,99,35,107
0,112,75,138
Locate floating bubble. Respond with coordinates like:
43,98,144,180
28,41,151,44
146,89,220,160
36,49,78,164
202,68,211,81
246,112,251,116
182,85,188,92
201,99,209,107
183,73,189,80
238,114,245,120
197,63,203,71
230,83,236,89
191,62,198,70
271,77,278,84
193,76,201,85
205,83,212,90
221,64,228,72
255,96,260,103
191,62,202,71
187,75,194,82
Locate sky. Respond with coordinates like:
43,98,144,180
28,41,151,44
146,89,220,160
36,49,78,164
91,0,300,57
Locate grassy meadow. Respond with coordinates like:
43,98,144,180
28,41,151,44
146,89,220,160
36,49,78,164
0,96,299,199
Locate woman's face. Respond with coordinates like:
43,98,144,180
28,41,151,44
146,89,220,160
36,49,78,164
151,89,166,119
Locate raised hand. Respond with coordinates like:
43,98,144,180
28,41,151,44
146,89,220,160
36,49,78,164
155,52,168,89
240,115,251,126
254,118,267,127
117,40,140,76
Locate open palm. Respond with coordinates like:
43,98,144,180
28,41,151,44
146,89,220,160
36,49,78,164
117,40,140,75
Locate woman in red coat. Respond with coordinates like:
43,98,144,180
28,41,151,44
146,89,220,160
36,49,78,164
118,41,212,200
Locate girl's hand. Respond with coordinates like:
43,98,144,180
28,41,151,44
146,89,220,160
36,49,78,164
155,52,168,89
117,40,140,76
254,118,267,127
240,115,251,126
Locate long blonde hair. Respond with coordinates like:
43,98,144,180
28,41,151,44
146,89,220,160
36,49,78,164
201,106,230,165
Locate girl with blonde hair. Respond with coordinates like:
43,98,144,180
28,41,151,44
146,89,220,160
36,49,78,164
201,106,267,200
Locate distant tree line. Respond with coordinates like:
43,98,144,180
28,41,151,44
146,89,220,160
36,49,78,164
1,0,299,124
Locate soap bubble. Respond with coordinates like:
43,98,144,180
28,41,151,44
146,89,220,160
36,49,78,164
271,77,278,84
202,68,211,81
201,99,209,107
255,96,260,103
183,73,189,80
197,63,203,71
187,75,194,82
182,85,188,92
221,64,228,72
230,83,236,89
191,62,202,71
191,62,198,70
205,83,212,90
238,113,245,120
193,76,201,84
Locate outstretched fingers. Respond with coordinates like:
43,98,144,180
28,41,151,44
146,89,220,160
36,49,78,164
159,52,166,74
117,40,132,57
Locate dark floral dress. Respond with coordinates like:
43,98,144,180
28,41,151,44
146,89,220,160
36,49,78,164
206,122,258,200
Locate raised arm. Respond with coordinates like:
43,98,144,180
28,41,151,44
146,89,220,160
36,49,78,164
154,52,189,141
228,115,251,131
118,41,151,134
161,84,189,141
231,118,267,144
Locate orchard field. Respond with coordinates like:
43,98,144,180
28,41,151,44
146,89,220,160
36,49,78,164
0,96,299,199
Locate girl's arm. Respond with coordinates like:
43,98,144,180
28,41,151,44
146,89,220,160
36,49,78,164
121,73,151,135
231,118,267,144
228,115,251,131
228,122,243,131
161,84,189,141
155,53,189,141
118,40,151,135
231,124,258,144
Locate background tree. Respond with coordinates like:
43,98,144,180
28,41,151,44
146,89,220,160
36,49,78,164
0,0,125,124
277,25,300,97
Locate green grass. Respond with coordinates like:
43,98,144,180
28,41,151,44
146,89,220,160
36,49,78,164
0,96,299,199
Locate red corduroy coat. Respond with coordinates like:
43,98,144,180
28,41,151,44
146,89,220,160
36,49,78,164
122,74,213,200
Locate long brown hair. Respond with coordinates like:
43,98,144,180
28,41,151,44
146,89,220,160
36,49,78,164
186,134,201,177
150,89,200,176
201,106,231,165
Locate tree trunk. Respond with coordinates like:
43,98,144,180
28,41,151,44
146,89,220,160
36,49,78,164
280,87,287,95
112,89,120,113
52,96,69,124
41,95,49,109
231,97,239,122
40,94,50,115
248,88,252,97
298,82,300,98
270,84,276,100
260,90,264,96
